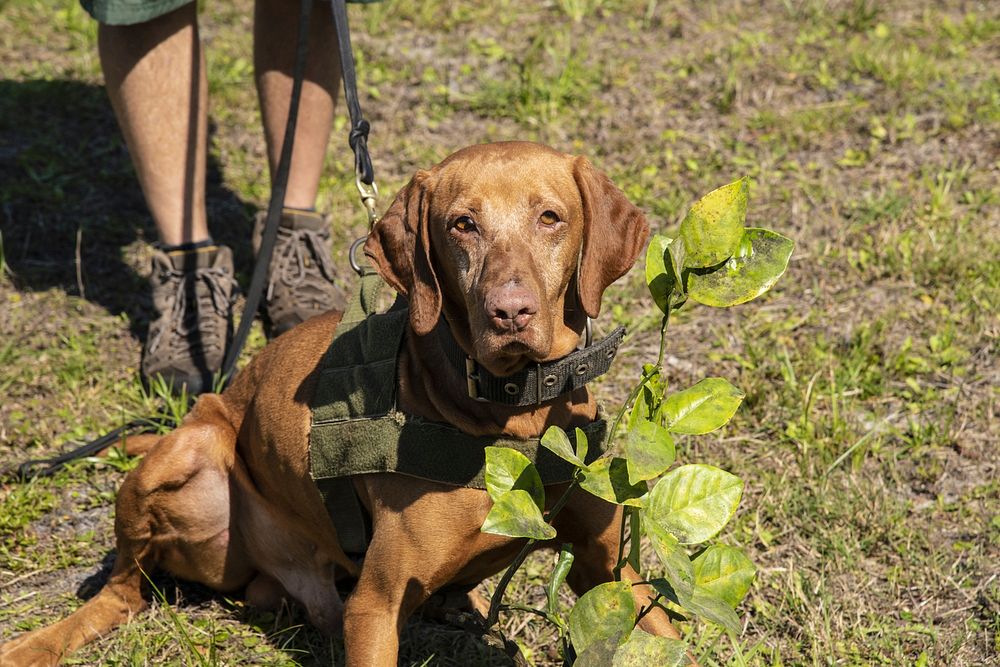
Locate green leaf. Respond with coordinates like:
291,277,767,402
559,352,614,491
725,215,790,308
645,234,676,314
692,544,756,608
646,464,743,544
649,580,742,635
643,517,694,599
649,578,681,605
484,446,545,510
574,633,621,667
612,628,689,666
682,585,742,634
569,581,636,654
579,457,648,507
547,544,575,617
627,384,652,432
628,368,665,432
679,178,748,268
667,241,688,300
574,427,589,465
481,490,557,540
662,377,744,435
623,420,675,485
540,426,584,467
687,228,794,307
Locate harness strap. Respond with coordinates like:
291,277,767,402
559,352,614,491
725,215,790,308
312,413,608,489
339,267,384,327
323,474,371,558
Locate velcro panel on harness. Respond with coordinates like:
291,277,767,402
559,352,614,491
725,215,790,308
312,412,607,489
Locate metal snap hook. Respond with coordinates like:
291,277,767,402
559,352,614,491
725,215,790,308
349,237,367,275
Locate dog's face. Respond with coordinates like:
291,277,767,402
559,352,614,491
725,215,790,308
366,142,648,376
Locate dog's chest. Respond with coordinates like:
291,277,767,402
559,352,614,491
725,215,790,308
307,303,600,490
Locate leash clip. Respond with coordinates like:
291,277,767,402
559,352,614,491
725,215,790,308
356,176,380,228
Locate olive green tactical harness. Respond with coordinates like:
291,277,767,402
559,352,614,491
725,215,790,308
309,268,616,556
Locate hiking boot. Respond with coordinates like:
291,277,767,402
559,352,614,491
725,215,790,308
253,208,347,337
141,244,237,396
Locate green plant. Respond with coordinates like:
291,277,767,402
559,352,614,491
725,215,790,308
480,178,793,663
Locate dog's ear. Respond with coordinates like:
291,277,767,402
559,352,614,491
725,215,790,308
364,170,442,335
573,157,650,318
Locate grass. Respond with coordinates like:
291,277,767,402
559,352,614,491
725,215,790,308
1,0,999,664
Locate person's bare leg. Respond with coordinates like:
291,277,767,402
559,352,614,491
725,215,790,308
99,3,209,246
255,0,340,210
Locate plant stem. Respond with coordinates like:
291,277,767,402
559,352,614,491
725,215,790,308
635,593,664,625
611,311,671,583
485,473,582,628
500,603,565,629
607,370,652,445
655,309,670,370
607,310,671,446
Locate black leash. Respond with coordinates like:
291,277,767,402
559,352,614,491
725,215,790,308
12,418,161,480
330,0,379,225
8,0,376,481
221,0,316,382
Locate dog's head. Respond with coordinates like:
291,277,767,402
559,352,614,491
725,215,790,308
365,142,648,377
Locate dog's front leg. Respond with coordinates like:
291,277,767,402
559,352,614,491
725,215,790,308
342,527,450,665
342,480,495,666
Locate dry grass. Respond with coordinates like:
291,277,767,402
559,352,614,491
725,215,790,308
1,0,998,664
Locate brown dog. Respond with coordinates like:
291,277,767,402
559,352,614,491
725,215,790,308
0,142,680,666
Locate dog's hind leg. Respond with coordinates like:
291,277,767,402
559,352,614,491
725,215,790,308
0,553,146,667
0,395,251,666
0,448,163,666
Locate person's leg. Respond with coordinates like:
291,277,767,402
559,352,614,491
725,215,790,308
252,0,346,337
255,0,340,210
99,3,232,393
99,2,209,246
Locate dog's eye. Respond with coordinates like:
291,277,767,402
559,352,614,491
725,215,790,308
539,211,561,225
453,216,477,233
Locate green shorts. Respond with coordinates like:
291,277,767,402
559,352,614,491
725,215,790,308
80,0,190,25
81,0,382,26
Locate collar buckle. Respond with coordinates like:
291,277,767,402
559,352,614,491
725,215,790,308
465,358,490,402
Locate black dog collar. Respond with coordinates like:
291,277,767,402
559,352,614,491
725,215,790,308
437,322,626,406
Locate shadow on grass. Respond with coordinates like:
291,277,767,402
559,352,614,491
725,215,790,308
73,551,516,666
0,79,256,341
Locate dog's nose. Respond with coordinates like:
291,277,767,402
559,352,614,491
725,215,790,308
486,284,539,333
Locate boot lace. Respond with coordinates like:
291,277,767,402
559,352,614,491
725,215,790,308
147,265,237,355
266,227,336,303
